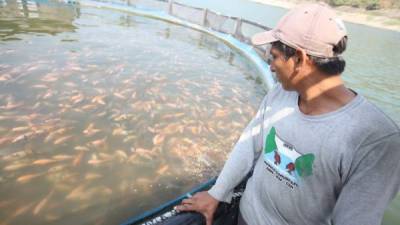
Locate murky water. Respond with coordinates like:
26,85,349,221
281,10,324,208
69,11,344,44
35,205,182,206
0,1,266,224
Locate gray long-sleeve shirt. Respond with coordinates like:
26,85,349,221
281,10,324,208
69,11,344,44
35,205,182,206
208,84,400,225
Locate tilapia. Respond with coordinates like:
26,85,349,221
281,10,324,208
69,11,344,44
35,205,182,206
83,123,101,136
4,162,30,171
90,137,107,148
74,145,90,151
33,159,57,165
112,127,127,136
156,164,169,175
84,173,102,180
152,133,165,146
12,126,31,132
113,92,126,99
33,190,54,215
92,95,106,105
53,135,73,145
52,154,74,161
72,151,85,167
114,150,128,160
16,172,45,183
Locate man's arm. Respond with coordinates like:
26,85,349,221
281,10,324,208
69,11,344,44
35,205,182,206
207,94,268,202
332,132,400,225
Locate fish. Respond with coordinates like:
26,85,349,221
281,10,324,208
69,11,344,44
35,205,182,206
113,114,128,122
0,137,12,147
0,74,11,81
53,135,73,145
54,128,69,135
123,135,136,143
156,165,169,175
12,133,31,143
71,93,84,104
84,173,102,180
12,202,35,217
48,164,68,173
33,190,54,215
33,159,57,165
82,104,97,111
41,75,58,82
32,84,48,89
12,126,31,132
72,151,85,167
114,150,128,160
87,158,110,165
113,92,126,99
112,127,127,136
65,184,85,200
74,145,90,151
135,148,156,160
52,154,74,160
90,137,107,148
214,109,227,117
42,91,53,99
4,162,30,171
152,134,165,146
44,132,57,143
83,123,101,136
92,95,106,105
16,172,45,183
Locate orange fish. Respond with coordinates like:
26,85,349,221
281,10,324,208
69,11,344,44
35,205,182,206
53,135,73,145
90,137,107,148
33,190,54,215
152,134,165,146
73,151,85,167
16,172,45,183
33,159,57,165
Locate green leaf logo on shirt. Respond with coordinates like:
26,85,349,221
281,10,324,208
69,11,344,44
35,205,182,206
295,154,315,177
264,127,315,180
265,127,277,154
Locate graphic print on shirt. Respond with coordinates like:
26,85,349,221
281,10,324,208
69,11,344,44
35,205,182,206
263,127,315,188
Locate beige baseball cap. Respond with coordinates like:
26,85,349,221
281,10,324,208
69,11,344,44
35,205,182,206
251,2,347,58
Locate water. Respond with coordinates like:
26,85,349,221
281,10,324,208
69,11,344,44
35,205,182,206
0,1,266,224
1,0,399,224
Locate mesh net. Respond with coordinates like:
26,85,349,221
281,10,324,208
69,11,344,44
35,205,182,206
205,10,235,34
99,0,272,59
171,2,204,25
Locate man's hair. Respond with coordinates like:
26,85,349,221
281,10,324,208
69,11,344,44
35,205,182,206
271,37,347,75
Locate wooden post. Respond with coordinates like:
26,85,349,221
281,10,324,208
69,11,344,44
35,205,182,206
168,0,173,15
234,18,242,39
202,8,208,26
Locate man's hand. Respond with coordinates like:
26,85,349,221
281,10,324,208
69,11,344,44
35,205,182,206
176,191,219,225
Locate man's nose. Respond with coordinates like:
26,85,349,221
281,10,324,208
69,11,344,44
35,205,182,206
269,64,276,73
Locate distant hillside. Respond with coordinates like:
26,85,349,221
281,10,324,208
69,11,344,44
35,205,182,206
323,0,400,10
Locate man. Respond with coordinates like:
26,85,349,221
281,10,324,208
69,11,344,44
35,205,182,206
177,3,400,225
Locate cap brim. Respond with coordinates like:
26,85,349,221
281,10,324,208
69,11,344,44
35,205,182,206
251,30,278,46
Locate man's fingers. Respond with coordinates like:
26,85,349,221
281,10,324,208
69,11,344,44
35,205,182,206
181,198,195,205
175,203,195,212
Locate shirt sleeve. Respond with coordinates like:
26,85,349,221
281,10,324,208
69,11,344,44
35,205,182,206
332,132,400,225
207,94,269,203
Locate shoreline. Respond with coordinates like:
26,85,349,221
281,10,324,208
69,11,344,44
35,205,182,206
250,0,400,32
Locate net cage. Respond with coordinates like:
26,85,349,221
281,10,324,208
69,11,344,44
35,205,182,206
100,0,272,60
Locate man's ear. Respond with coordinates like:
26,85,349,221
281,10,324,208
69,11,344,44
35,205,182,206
295,48,307,66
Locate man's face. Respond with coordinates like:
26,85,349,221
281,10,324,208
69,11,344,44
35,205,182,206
268,47,297,90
